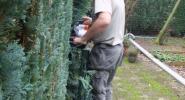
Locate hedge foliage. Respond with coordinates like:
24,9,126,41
67,0,93,100
0,0,90,99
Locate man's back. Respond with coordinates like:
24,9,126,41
93,0,125,45
73,0,125,100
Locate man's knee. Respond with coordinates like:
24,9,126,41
91,71,109,98
92,94,106,100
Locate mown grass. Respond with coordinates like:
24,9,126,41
139,72,178,100
113,58,182,100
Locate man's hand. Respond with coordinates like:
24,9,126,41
80,12,111,42
82,16,92,25
72,37,87,45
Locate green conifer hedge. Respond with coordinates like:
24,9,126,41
67,0,93,100
0,0,93,99
0,0,81,99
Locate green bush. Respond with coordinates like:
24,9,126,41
153,51,185,62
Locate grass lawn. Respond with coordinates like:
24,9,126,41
112,57,185,100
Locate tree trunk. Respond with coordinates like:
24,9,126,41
125,0,138,25
156,0,181,45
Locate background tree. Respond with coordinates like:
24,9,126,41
170,0,185,37
156,0,181,45
127,0,176,34
125,0,139,29
127,0,185,39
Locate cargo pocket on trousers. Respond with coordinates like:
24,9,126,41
92,72,107,94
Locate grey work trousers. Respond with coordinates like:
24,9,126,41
88,43,123,100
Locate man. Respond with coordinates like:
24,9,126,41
73,0,125,100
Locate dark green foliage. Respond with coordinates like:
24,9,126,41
0,1,31,99
0,0,30,18
0,0,31,45
67,0,93,100
24,0,73,99
67,49,94,100
0,43,26,99
127,0,176,34
73,0,92,22
0,0,73,99
171,0,185,36
153,51,185,62
127,0,185,36
0,0,93,99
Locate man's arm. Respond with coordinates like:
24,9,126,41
73,12,111,44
